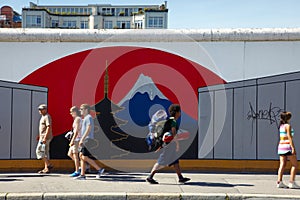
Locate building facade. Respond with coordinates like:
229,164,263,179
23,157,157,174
22,2,168,29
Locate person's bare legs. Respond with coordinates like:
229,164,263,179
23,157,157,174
173,163,183,179
288,154,298,182
73,153,80,172
149,163,164,178
78,153,102,177
42,157,51,171
277,155,287,183
68,150,80,172
79,153,86,176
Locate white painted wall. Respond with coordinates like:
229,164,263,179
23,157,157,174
0,28,300,83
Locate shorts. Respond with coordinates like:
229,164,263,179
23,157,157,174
80,146,96,160
36,139,51,159
157,142,179,166
279,151,293,156
68,141,79,154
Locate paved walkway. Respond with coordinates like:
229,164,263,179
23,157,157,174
0,172,300,199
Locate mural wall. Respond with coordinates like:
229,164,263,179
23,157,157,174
199,72,300,160
1,29,300,164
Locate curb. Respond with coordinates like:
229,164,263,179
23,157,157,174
2,193,300,200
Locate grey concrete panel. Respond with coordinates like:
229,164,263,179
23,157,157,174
214,89,233,159
198,80,257,93
258,71,300,85
0,87,12,159
0,80,47,92
286,80,300,156
257,83,284,160
233,86,257,159
11,89,31,159
31,91,48,159
198,91,214,159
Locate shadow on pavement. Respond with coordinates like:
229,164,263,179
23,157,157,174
0,178,23,182
184,182,254,187
3,174,60,178
91,174,145,182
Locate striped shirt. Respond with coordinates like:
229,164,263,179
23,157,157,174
278,124,294,155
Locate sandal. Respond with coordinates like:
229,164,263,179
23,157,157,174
38,169,50,174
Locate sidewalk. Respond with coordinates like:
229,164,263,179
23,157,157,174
1,172,300,199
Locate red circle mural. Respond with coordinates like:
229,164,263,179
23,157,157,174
20,46,225,136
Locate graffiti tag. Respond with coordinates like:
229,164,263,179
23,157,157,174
247,102,283,127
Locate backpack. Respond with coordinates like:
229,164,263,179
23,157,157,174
146,109,174,151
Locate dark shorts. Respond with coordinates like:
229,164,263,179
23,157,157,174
279,151,293,156
80,146,96,159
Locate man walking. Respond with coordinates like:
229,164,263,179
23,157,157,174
75,104,104,180
146,104,190,184
36,104,53,173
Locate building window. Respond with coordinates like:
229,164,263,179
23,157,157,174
116,8,120,15
117,8,125,16
135,20,143,29
148,17,163,28
51,20,59,28
80,21,88,29
116,21,130,29
62,21,77,28
124,8,129,16
100,8,115,15
111,8,115,16
102,8,112,15
104,21,113,29
80,8,84,14
26,15,41,27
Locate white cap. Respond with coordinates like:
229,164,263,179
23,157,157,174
38,104,47,110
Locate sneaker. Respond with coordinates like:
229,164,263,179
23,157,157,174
74,175,86,180
146,177,159,184
277,181,288,188
179,177,191,183
289,182,300,189
95,168,105,179
70,171,80,177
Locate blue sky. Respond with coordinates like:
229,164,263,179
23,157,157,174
2,0,300,29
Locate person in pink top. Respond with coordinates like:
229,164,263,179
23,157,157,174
277,111,300,189
68,106,82,177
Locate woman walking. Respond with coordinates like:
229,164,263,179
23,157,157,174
68,106,82,177
277,111,300,189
